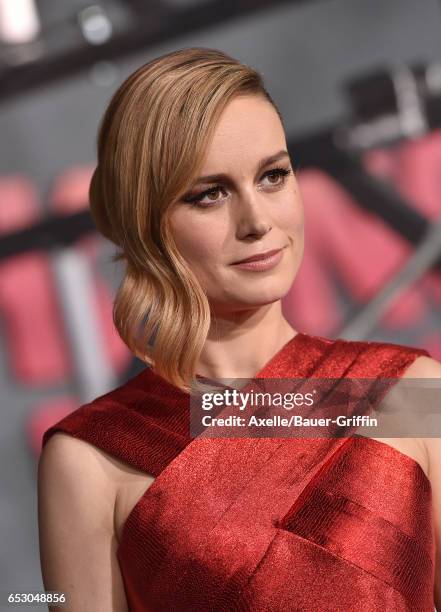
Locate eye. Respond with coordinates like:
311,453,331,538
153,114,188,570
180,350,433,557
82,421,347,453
182,166,293,209
260,166,292,188
182,185,227,208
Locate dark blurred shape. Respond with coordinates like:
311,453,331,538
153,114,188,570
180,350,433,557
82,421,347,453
340,63,441,150
0,0,311,102
0,210,96,260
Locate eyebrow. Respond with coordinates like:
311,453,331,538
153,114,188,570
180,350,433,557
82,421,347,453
191,149,290,185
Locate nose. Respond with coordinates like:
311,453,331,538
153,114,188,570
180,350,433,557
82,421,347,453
235,191,273,240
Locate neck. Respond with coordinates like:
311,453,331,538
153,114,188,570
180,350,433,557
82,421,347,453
195,301,297,380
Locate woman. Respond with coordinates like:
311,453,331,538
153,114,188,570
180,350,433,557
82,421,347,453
38,47,441,611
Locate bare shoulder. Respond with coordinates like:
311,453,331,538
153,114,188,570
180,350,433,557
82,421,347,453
401,354,441,378
401,355,441,456
400,355,441,455
401,355,441,461
38,432,128,611
38,432,119,516
400,355,441,606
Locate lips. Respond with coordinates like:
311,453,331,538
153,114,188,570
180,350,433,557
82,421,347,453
232,247,284,264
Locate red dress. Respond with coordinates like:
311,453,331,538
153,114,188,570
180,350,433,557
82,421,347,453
41,332,435,611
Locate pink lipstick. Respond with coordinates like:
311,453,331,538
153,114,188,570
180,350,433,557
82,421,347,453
231,247,285,271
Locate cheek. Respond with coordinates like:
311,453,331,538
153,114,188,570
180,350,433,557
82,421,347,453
169,214,226,266
278,193,304,235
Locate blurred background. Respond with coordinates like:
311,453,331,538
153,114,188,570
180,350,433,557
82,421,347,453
0,0,440,598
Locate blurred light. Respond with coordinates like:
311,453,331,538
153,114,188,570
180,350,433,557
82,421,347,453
89,60,118,86
78,5,113,46
392,66,427,139
0,0,40,44
425,63,441,95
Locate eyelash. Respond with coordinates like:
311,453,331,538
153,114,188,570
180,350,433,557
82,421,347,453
182,166,293,208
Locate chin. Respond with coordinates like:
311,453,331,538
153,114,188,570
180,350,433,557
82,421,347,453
232,279,291,306
208,270,295,309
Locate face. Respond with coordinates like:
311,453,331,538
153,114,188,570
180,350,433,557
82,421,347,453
168,94,304,316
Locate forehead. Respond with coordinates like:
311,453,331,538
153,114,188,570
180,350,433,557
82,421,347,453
201,95,285,171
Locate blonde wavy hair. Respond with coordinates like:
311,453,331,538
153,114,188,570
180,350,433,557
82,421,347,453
89,47,283,393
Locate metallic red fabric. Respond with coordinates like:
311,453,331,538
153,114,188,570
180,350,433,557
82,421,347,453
42,332,435,611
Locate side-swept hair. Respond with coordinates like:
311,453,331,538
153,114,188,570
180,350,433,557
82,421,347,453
89,46,282,392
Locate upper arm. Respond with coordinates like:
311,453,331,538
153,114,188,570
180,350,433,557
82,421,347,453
426,435,441,610
38,432,128,612
404,355,441,608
